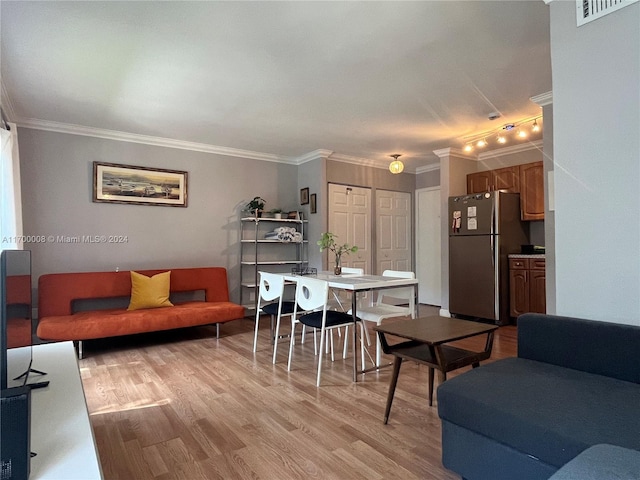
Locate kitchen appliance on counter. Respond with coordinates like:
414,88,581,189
449,191,529,325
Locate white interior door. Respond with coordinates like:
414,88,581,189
328,184,371,273
376,190,412,274
416,187,441,306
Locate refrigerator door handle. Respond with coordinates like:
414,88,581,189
490,234,494,266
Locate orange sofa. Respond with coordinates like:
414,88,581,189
36,267,245,357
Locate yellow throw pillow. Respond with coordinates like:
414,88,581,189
127,271,174,311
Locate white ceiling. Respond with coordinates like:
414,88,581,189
0,1,551,172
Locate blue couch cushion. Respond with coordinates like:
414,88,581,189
437,357,640,468
518,314,640,384
548,444,640,480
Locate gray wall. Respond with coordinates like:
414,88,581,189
416,168,440,190
326,160,415,193
550,2,640,324
298,157,326,270
18,128,298,305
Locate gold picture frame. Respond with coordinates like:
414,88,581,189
93,162,188,207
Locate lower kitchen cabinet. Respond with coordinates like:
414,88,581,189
509,257,546,319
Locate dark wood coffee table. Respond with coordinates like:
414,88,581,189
374,315,498,423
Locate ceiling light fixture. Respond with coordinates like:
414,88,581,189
532,119,540,132
388,154,404,174
461,115,542,153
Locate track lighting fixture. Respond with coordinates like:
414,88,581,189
462,115,542,153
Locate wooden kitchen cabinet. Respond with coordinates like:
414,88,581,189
467,166,520,194
509,257,546,319
467,161,544,220
467,171,492,193
520,161,544,221
492,166,520,193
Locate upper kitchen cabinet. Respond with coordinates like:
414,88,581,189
520,162,544,221
492,166,520,193
467,171,492,194
467,161,544,220
467,166,520,194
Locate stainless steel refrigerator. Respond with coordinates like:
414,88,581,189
448,191,529,325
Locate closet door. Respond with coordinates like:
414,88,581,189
376,190,412,274
328,184,371,273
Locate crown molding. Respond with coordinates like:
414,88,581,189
542,0,554,4
433,147,477,161
477,139,543,160
415,163,440,174
328,152,385,169
530,91,553,106
15,118,290,163
294,149,334,164
0,81,17,121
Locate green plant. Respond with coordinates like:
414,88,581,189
269,208,283,214
317,232,358,267
245,196,266,214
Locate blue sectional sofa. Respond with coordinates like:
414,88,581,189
437,313,640,480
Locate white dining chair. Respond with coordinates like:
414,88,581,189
349,270,416,367
287,276,365,387
252,271,296,364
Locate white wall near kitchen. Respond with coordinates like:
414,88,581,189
550,1,640,324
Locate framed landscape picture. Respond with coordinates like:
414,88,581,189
93,162,188,207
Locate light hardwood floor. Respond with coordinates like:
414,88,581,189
79,308,517,480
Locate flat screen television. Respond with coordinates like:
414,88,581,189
1,249,34,390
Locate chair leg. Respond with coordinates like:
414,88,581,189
252,313,261,353
316,327,326,387
287,319,297,371
272,314,283,364
359,323,365,371
342,325,350,359
330,330,335,362
375,321,383,367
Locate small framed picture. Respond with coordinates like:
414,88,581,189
300,187,309,205
310,193,317,214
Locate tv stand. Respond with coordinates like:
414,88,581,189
30,342,102,479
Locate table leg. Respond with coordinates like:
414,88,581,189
428,367,434,406
384,356,403,424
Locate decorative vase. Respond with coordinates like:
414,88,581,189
334,265,342,275
274,213,282,219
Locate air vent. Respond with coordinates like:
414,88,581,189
576,0,639,26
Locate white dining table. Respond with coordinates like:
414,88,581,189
281,271,419,382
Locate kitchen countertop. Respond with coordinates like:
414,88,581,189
509,253,546,259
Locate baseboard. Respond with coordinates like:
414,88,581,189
439,309,451,317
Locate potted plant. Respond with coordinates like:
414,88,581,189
317,232,358,275
245,196,266,218
269,208,284,219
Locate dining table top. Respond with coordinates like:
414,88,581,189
280,271,419,291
